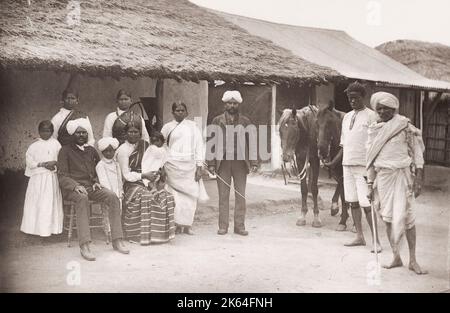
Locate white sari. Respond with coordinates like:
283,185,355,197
161,119,208,226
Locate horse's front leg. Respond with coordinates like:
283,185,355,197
331,179,340,216
310,157,322,228
296,178,308,226
336,177,348,231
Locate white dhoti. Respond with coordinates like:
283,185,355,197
375,167,415,243
164,159,208,226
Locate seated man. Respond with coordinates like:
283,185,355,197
57,118,129,261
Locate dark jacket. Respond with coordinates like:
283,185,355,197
207,112,258,173
57,143,100,195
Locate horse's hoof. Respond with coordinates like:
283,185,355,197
312,219,322,228
330,203,339,216
335,224,346,232
296,218,306,226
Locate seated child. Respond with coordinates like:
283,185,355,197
96,137,123,202
142,131,168,191
21,120,63,237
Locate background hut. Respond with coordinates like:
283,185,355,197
0,0,337,172
377,40,450,166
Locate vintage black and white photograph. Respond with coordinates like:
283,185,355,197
0,0,449,295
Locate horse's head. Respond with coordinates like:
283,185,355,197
316,104,338,161
279,108,301,162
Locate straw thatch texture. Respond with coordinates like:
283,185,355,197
377,40,450,83
0,0,338,84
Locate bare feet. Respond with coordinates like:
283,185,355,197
383,256,403,269
335,224,346,232
344,238,366,247
409,261,428,275
350,225,357,233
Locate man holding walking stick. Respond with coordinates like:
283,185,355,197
207,90,258,236
366,92,427,275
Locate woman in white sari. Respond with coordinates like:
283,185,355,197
161,102,208,235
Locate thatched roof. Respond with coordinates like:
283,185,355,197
0,0,339,85
213,10,450,92
376,40,450,83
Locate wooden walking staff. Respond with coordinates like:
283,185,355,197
364,176,380,269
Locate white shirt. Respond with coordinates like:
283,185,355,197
102,108,150,142
161,119,204,166
340,107,378,167
96,158,123,198
51,108,95,146
25,138,61,177
116,141,142,182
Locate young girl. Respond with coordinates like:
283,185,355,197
142,131,168,191
95,137,123,200
21,120,63,237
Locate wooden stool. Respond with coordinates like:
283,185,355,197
63,200,112,247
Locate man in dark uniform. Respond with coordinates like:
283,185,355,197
207,90,258,236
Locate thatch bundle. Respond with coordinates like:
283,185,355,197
377,40,450,83
0,0,338,85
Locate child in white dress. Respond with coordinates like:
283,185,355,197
142,132,168,190
21,120,63,236
95,137,123,200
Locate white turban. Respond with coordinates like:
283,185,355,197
222,90,243,103
370,92,399,110
66,118,91,135
97,137,120,152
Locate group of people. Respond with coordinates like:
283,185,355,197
21,88,257,261
20,82,428,274
324,82,427,275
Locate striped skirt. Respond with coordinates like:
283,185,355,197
123,185,175,245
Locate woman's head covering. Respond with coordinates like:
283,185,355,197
222,90,243,103
66,118,91,135
98,137,120,151
370,92,399,110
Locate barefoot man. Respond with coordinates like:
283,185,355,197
367,92,427,275
340,82,381,251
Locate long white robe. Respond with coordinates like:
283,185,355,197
161,119,208,226
21,138,63,236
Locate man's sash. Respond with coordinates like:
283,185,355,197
366,115,409,170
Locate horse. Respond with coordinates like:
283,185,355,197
278,105,322,227
316,101,350,231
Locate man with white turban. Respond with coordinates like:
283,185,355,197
207,90,258,236
57,120,128,261
366,92,427,275
51,88,95,146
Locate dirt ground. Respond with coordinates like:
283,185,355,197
0,173,449,293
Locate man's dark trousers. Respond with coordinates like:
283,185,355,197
65,188,123,246
217,160,248,231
